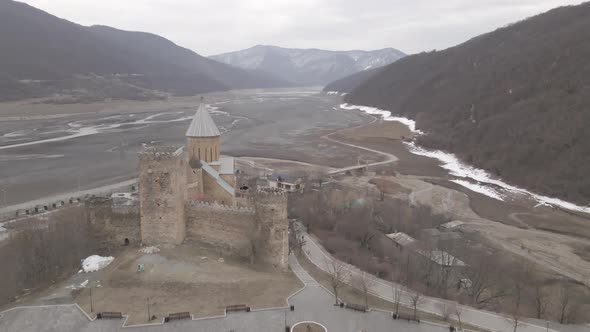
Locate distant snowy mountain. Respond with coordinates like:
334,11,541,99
210,45,405,86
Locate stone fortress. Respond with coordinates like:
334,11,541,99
136,102,289,269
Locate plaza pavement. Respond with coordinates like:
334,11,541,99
0,255,450,332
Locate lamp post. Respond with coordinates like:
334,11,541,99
89,287,93,312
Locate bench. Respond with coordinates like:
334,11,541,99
97,311,123,319
396,312,420,323
226,304,250,313
164,312,191,322
345,303,366,312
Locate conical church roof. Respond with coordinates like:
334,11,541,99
186,103,221,137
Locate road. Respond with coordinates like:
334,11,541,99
324,111,399,175
296,223,559,332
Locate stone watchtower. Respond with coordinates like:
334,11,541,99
139,147,186,245
254,188,289,270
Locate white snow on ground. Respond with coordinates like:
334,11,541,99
451,179,504,201
82,255,114,273
340,103,423,134
140,246,160,254
405,142,590,213
339,103,590,213
66,279,89,290
326,91,340,95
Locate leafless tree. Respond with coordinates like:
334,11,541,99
454,304,463,331
461,255,507,308
534,285,549,319
326,258,345,305
509,283,523,332
352,271,374,309
409,291,423,321
438,301,455,322
288,220,306,255
557,284,572,324
391,275,403,316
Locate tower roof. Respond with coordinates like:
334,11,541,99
186,103,221,137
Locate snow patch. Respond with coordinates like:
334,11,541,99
451,179,504,201
326,91,340,95
66,279,89,290
81,255,114,273
140,246,160,254
405,142,590,214
340,103,423,134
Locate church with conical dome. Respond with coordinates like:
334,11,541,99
137,102,288,269
184,102,237,206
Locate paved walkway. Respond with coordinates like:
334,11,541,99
297,224,566,332
0,255,450,332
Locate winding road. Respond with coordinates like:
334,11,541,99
296,223,559,332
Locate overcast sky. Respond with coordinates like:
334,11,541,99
22,0,584,56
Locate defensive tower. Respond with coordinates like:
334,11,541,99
254,188,289,270
139,146,186,245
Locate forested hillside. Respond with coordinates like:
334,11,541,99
345,3,590,204
323,67,382,94
0,1,287,102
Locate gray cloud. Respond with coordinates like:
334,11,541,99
22,0,583,55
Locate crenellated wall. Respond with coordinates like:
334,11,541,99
85,197,140,252
135,146,289,269
185,201,256,258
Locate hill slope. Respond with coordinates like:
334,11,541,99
323,67,383,94
210,45,405,86
345,3,590,205
0,1,288,102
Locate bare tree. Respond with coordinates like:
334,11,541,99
509,283,523,332
454,305,463,331
352,272,374,309
288,220,306,255
438,301,455,322
557,284,572,324
326,258,345,305
409,291,423,321
391,276,402,316
461,255,507,308
534,285,549,319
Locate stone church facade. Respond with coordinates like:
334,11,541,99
137,103,289,269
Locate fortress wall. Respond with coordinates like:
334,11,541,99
85,198,140,251
185,202,256,258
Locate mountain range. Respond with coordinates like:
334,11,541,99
339,2,590,205
210,45,405,86
0,0,288,103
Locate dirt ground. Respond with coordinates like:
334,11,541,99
337,119,413,141
73,244,302,325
